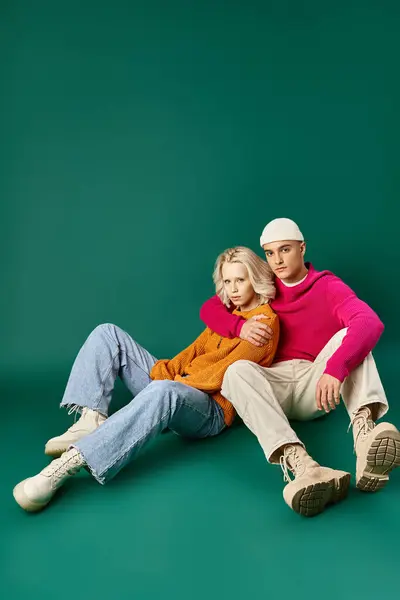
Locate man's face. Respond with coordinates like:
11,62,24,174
262,240,306,282
221,262,256,309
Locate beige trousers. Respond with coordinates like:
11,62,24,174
221,329,388,462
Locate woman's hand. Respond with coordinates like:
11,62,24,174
240,316,274,347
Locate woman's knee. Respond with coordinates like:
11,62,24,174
92,323,117,336
148,379,177,391
147,380,182,401
89,323,127,346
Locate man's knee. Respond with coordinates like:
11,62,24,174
315,328,348,364
225,360,254,377
224,360,256,383
331,328,348,345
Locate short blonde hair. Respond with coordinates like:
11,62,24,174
213,246,275,307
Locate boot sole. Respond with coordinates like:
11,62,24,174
357,429,400,492
291,473,351,517
13,480,50,513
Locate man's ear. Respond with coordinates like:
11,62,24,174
300,242,306,256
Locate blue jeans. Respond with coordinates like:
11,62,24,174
60,323,225,484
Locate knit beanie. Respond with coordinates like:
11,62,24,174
260,218,304,247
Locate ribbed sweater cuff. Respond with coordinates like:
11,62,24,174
323,361,348,383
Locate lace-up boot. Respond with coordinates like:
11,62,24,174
45,407,107,457
281,444,350,517
352,406,400,491
13,449,86,512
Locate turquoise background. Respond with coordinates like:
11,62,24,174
1,2,399,599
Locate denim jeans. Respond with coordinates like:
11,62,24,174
60,323,225,484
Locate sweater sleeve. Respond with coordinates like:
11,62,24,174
324,277,384,381
199,295,245,338
150,329,210,381
175,312,280,393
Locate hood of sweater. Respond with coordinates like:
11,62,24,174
273,262,334,303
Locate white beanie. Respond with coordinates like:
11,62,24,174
260,218,304,247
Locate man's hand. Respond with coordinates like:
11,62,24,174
316,374,341,412
240,316,273,347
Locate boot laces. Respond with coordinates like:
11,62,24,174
42,451,84,489
349,407,375,448
280,446,303,483
66,404,85,424
66,407,93,431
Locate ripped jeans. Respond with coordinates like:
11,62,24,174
60,323,225,483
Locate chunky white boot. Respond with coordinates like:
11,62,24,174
13,448,86,512
352,407,400,492
281,445,351,517
45,407,107,457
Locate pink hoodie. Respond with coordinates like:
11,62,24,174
199,263,384,382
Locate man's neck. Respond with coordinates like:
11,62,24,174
280,265,308,286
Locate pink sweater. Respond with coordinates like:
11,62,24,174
200,263,384,382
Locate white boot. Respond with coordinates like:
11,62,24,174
45,407,107,457
13,448,86,512
281,445,351,517
352,406,400,491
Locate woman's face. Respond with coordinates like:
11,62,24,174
221,261,258,310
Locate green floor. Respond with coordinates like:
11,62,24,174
2,343,399,600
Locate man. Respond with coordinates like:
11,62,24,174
200,218,400,517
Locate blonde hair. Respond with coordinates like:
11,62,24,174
213,246,275,307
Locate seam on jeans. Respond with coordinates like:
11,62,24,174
100,325,120,347
179,398,212,420
92,347,120,411
97,406,174,479
102,324,156,379
97,397,221,480
176,399,223,437
124,352,155,379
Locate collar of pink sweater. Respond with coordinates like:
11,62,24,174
274,262,332,301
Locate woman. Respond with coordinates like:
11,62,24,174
13,247,279,512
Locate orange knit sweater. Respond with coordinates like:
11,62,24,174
150,304,279,426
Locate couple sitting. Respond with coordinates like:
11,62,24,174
13,218,400,517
